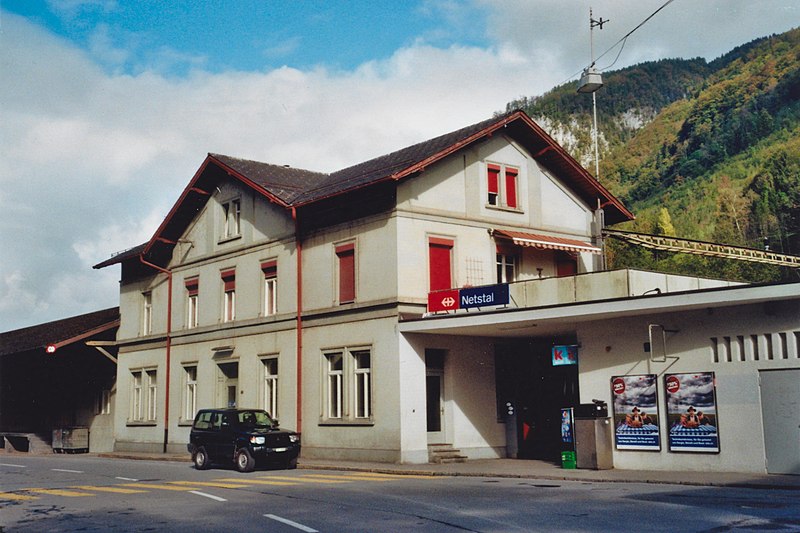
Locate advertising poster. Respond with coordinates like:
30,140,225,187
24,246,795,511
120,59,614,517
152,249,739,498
611,374,660,451
665,372,720,453
561,407,575,447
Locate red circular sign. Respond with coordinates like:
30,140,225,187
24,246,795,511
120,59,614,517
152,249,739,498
666,375,680,394
612,377,625,395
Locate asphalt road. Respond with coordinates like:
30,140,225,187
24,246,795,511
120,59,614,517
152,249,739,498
2,455,799,532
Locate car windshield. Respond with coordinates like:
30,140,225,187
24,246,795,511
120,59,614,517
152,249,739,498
236,410,275,429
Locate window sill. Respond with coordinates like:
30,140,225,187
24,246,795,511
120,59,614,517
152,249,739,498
217,234,242,245
126,420,157,427
318,419,374,427
486,204,523,214
178,420,194,427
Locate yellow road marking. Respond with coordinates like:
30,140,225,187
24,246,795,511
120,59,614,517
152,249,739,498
304,473,391,482
73,485,148,494
214,478,299,486
26,488,93,497
260,475,351,484
168,481,248,489
352,472,436,479
0,492,38,501
118,483,197,492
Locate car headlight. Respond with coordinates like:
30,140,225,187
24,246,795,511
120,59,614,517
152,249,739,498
250,436,266,445
289,435,300,443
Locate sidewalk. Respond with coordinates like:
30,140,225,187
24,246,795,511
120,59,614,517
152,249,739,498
97,452,800,491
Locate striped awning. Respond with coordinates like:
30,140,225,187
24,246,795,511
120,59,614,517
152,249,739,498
492,229,602,254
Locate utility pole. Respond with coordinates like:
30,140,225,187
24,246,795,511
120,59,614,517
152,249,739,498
577,8,608,180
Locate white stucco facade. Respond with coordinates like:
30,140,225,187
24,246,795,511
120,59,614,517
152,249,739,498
102,112,799,474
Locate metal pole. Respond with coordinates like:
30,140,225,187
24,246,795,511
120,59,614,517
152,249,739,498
592,91,600,178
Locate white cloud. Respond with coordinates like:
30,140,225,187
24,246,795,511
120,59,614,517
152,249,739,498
1,3,796,330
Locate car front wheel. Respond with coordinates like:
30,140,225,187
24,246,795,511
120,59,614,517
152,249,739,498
193,446,211,470
235,448,256,473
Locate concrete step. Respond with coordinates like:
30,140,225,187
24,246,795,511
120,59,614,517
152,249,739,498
428,443,468,464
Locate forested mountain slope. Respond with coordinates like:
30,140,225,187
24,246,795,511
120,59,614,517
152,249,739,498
506,28,800,282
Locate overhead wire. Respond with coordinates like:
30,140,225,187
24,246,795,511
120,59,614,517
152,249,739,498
556,0,677,87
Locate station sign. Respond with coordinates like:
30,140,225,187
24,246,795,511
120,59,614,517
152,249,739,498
427,284,509,313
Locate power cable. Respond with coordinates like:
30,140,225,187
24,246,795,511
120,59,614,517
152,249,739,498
557,0,677,87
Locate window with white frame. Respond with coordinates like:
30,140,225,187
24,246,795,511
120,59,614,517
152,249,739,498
261,260,277,316
222,198,241,238
130,369,157,423
353,350,371,419
261,357,279,418
496,253,518,283
486,163,519,209
183,365,198,421
326,352,343,419
147,369,158,421
142,291,153,335
185,278,199,328
221,269,236,322
322,347,372,423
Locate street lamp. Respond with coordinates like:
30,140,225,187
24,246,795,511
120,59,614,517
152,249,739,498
577,9,608,180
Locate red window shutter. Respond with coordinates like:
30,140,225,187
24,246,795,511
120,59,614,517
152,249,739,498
336,245,355,303
487,164,500,195
505,168,518,208
221,269,236,291
261,260,277,278
429,238,453,292
185,278,199,296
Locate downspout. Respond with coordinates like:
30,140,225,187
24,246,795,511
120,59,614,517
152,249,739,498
291,207,303,435
139,255,172,453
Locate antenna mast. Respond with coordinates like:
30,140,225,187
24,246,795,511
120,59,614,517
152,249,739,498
577,8,608,180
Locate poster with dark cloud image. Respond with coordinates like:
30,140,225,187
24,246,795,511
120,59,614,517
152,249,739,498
665,372,720,453
611,375,660,450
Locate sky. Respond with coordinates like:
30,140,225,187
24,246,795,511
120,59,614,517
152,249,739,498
1,1,797,332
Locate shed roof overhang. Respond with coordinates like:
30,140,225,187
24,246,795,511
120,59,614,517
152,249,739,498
492,229,602,255
399,282,799,339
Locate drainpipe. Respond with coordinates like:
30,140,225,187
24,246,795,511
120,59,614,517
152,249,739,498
291,207,303,435
139,255,172,453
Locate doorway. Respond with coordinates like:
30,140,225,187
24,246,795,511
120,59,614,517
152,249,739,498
760,369,800,474
217,362,239,408
495,339,579,461
425,349,446,443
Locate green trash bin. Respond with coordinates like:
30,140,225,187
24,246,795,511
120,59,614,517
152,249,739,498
561,450,577,469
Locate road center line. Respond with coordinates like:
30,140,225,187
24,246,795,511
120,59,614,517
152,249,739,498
52,468,84,473
0,463,26,468
190,490,226,502
115,476,139,481
264,514,318,532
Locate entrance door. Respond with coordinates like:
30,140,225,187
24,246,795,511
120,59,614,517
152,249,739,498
760,369,800,474
217,362,239,409
495,340,579,461
425,349,446,443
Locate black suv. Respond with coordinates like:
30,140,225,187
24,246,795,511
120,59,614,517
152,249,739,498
188,408,300,472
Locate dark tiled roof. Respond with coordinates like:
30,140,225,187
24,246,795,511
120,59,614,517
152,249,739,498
0,307,120,357
209,155,329,206
209,113,508,206
96,110,633,269
294,113,508,204
93,243,147,269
